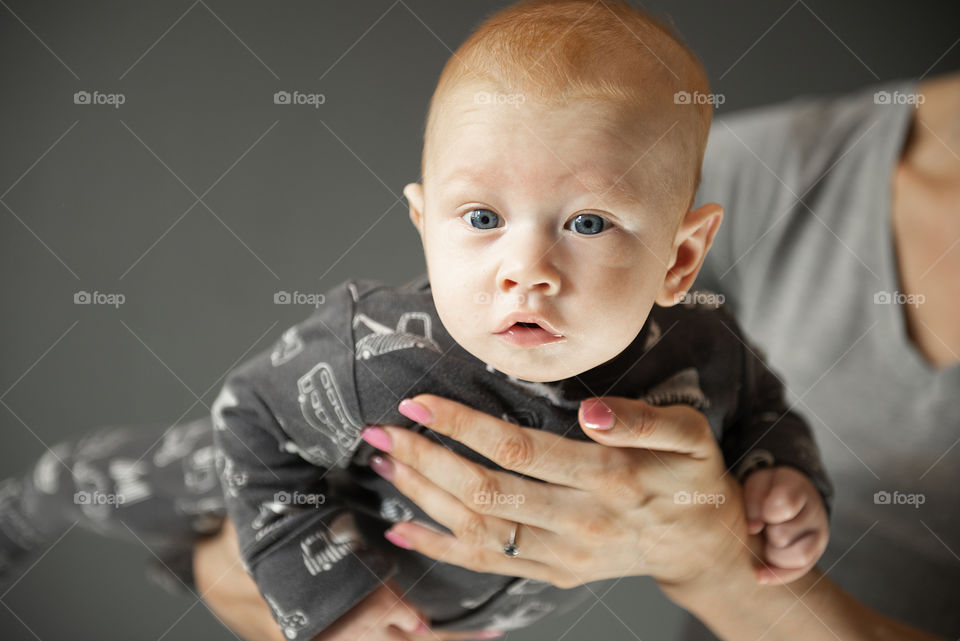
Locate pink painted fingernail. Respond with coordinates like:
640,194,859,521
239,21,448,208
361,426,392,452
369,454,395,481
398,398,432,424
581,399,614,429
384,528,413,549
476,631,506,639
414,621,429,634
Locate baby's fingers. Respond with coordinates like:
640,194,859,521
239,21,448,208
757,508,829,585
764,527,824,570
760,467,812,524
742,467,774,535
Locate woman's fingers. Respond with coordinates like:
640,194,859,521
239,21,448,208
378,394,716,496
376,454,587,567
576,397,717,459
366,427,587,531
383,519,579,588
390,395,621,490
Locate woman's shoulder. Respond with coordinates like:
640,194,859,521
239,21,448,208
710,77,918,155
695,78,918,284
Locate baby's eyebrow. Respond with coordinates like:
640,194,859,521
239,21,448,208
440,167,646,209
573,171,646,209
440,166,503,188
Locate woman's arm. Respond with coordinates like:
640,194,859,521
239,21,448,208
664,563,944,641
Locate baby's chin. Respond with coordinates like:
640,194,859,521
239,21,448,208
492,364,566,383
470,343,590,384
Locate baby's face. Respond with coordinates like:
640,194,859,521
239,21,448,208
407,83,687,383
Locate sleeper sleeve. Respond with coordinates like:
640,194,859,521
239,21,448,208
717,307,835,516
211,284,397,641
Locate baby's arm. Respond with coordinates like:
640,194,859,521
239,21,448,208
712,305,834,585
211,374,399,641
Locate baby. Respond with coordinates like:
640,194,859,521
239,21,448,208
0,1,832,639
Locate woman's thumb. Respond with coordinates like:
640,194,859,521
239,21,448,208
578,396,713,456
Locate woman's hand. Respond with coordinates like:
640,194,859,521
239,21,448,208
193,518,504,641
359,397,952,641
360,394,751,591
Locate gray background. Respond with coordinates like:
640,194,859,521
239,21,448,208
1,1,957,639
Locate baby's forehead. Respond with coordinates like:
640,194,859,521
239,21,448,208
434,78,679,148
429,91,678,192
443,80,656,126
436,154,633,193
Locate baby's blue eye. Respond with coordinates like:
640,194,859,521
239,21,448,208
464,208,500,230
567,213,608,235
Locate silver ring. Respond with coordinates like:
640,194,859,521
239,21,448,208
503,522,520,557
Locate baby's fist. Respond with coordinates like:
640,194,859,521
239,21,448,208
742,465,829,585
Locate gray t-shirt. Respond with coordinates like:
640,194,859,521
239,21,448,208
690,77,960,637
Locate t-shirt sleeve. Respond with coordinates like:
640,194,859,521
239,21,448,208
692,98,817,309
693,93,858,312
211,282,397,641
715,305,835,515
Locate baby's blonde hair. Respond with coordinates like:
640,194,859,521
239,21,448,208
421,0,713,217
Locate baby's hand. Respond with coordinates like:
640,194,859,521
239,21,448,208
742,465,829,585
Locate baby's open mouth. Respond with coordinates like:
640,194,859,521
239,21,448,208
493,312,563,339
494,318,565,347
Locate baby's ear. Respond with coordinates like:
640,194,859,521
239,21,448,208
655,202,724,306
403,183,426,235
